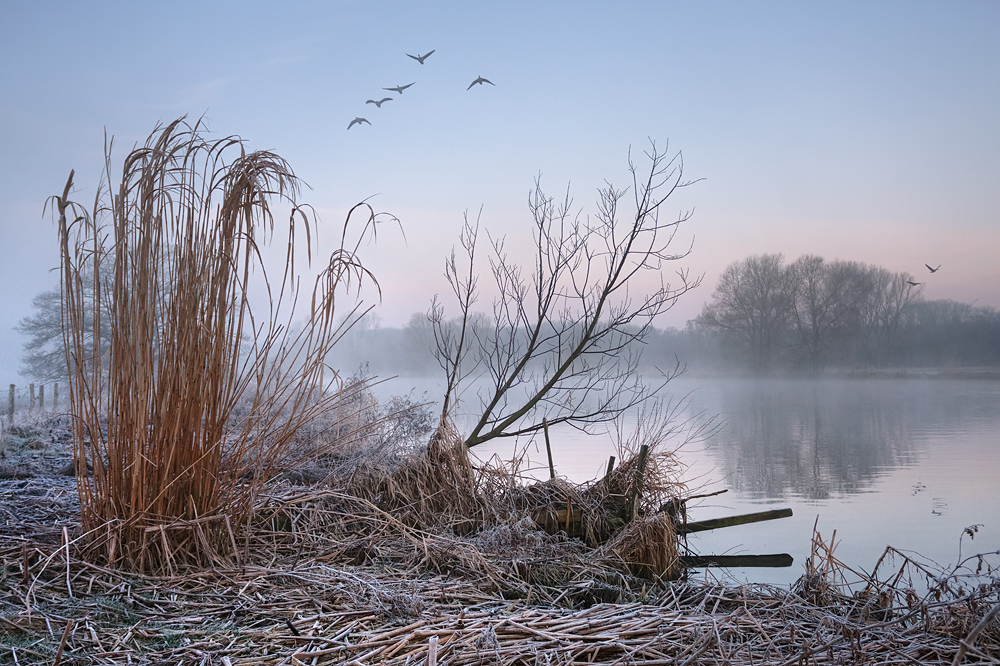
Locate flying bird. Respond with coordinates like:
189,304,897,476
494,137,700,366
347,117,370,130
467,76,494,90
383,82,415,94
925,264,941,273
906,281,923,287
406,50,435,64
366,97,393,108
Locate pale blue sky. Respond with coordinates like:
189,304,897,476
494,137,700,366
1,1,998,380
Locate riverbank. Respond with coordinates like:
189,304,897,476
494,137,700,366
1,414,998,664
3,476,1000,665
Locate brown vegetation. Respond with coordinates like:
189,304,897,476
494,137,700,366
2,427,998,664
52,118,383,573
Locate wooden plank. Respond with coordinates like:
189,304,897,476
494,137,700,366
680,553,794,568
678,508,793,534
532,507,584,536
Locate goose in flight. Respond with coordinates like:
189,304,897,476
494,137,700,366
366,97,393,108
383,82,415,94
347,117,371,130
467,75,494,90
407,50,435,64
906,280,923,287
925,264,941,273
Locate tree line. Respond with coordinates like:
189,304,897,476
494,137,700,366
17,253,999,382
691,253,1000,373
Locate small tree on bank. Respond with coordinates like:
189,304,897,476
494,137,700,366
431,142,701,448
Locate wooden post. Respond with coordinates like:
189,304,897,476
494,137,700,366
7,385,13,424
603,455,616,485
53,383,59,410
39,384,45,412
629,444,650,519
29,384,35,414
428,635,439,666
543,418,556,480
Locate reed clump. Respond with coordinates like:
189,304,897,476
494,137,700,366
602,512,681,580
349,418,483,532
335,411,693,582
53,118,380,573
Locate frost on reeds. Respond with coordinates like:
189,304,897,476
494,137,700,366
602,513,680,580
51,118,383,573
340,416,486,537
322,392,699,585
4,409,999,664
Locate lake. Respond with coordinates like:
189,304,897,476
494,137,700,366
382,375,1000,586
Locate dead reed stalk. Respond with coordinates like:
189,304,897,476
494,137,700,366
52,118,380,573
356,418,483,531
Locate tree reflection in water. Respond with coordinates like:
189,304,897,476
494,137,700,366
692,378,997,501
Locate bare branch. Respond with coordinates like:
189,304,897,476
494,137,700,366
433,141,701,448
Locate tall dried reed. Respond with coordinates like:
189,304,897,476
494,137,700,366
52,118,379,572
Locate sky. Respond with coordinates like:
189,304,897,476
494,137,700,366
1,1,998,381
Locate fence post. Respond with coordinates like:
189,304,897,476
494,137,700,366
54,383,59,410
39,384,45,412
628,444,650,520
29,384,35,414
7,385,13,424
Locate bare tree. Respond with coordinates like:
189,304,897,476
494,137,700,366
698,253,791,373
431,142,700,448
17,285,83,383
785,256,865,373
856,266,921,366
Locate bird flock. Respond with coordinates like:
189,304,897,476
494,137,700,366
906,263,943,288
348,49,493,130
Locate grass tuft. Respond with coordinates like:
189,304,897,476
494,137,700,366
52,118,380,573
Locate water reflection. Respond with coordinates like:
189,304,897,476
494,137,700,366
685,379,998,502
382,375,1000,584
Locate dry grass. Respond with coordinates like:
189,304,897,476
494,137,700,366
602,513,680,581
2,410,998,663
2,473,998,665
52,118,382,573
348,418,483,532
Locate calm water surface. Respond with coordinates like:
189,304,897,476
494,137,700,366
385,376,1000,586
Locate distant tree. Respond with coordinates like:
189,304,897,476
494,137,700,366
901,299,1000,367
689,251,1000,371
855,266,921,366
432,142,700,448
17,270,111,383
785,256,870,372
697,253,791,373
390,312,436,375
17,286,68,382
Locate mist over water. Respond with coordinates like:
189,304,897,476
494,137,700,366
375,374,1000,586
